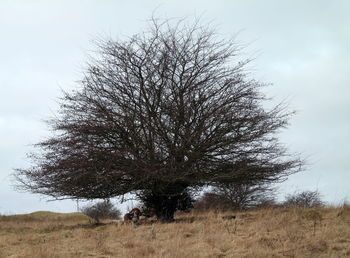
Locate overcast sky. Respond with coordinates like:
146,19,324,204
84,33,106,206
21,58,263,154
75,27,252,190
0,0,349,214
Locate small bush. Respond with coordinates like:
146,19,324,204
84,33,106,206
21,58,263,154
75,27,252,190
254,197,279,209
193,192,232,211
283,190,324,208
81,199,121,223
194,187,277,211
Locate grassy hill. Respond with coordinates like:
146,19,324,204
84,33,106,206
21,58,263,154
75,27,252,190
0,206,349,257
0,211,89,222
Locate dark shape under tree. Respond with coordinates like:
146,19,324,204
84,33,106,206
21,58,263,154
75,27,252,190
138,188,194,219
15,18,302,222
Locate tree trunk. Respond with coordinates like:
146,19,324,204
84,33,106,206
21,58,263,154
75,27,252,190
139,183,192,223
153,195,179,222
156,206,176,222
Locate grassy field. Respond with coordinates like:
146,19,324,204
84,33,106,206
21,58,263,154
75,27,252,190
0,206,349,258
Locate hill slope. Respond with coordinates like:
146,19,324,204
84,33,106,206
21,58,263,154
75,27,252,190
0,206,349,257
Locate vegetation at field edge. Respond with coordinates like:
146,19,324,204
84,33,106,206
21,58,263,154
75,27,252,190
1,205,349,258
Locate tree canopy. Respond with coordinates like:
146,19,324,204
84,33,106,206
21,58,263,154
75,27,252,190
15,18,302,221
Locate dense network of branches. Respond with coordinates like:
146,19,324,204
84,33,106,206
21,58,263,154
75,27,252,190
15,18,302,221
283,191,324,208
81,199,121,223
212,182,276,210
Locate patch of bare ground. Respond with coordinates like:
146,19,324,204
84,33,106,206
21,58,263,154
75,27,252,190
0,206,349,257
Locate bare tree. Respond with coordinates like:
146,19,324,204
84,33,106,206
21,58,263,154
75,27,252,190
194,183,275,211
81,199,121,224
193,192,232,211
15,18,302,222
283,190,324,208
212,182,276,210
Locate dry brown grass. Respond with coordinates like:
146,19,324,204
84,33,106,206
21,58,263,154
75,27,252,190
1,206,349,258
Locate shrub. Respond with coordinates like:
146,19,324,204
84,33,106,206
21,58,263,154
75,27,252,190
212,183,276,210
283,190,324,208
193,192,232,211
81,199,121,223
194,183,277,211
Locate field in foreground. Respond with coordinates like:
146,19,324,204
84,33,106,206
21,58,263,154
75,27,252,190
0,206,349,258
